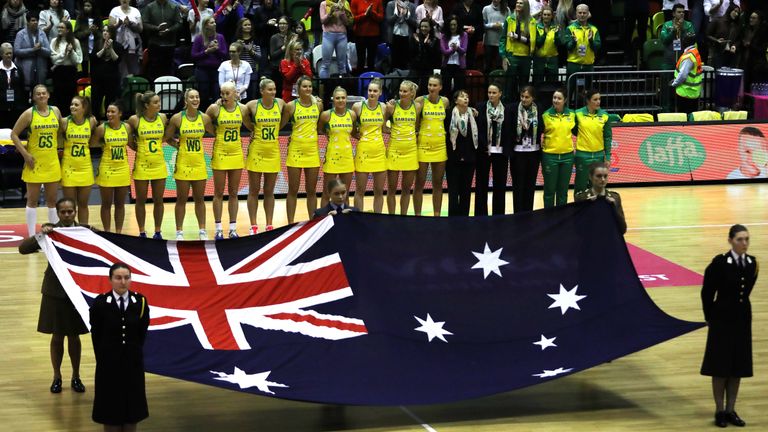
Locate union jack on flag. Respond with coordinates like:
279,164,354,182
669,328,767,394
38,201,704,405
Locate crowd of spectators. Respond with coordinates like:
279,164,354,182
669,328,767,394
0,0,766,123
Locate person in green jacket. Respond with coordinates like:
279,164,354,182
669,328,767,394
659,3,696,70
541,88,575,207
561,4,600,100
533,5,560,84
499,0,536,100
573,89,612,196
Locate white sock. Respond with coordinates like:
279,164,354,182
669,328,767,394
48,207,58,224
26,207,37,236
215,222,222,231
229,222,237,232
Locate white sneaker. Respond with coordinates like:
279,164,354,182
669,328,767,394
176,231,184,241
214,230,224,240
199,230,208,240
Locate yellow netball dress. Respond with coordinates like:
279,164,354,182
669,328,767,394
354,102,386,172
387,101,418,171
61,117,94,187
96,122,130,187
22,106,61,183
134,115,168,180
175,111,208,181
323,109,355,174
247,100,281,173
212,104,245,170
417,97,447,163
287,99,320,168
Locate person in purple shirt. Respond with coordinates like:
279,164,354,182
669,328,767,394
191,16,228,107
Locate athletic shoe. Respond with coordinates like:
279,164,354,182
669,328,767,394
250,225,258,235
139,232,147,238
229,231,239,239
265,225,274,231
176,232,184,241
214,230,224,240
199,230,208,240
152,232,163,240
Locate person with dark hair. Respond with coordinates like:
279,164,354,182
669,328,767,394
19,197,88,394
49,20,81,116
385,0,418,70
409,18,440,89
500,0,535,99
660,3,696,70
700,223,756,428
475,82,513,216
234,17,261,99
727,126,768,179
445,88,477,216
414,75,449,216
252,0,282,78
72,0,99,73
452,0,484,70
481,0,508,73
736,10,768,90
574,162,626,234
1,0,29,45
268,16,292,97
541,87,575,208
279,40,312,102
0,42,27,128
573,89,611,195
213,0,244,43
142,0,182,81
59,95,97,224
127,91,168,239
706,2,741,69
13,9,49,93
509,85,542,213
219,41,253,102
90,262,150,430
670,33,702,114
440,14,467,98
91,101,132,233
90,25,123,120
313,178,359,218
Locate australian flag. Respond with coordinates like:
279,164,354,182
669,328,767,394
39,200,703,405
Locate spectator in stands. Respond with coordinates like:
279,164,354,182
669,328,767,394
573,89,612,197
533,5,559,83
660,4,696,70
452,0,484,70
49,20,81,116
704,0,740,22
624,0,648,64
234,17,261,99
500,0,536,100
109,0,143,81
188,0,214,40
214,0,243,44
663,0,689,21
1,0,28,45
706,2,741,68
562,4,600,99
142,0,182,82
219,41,252,101
13,10,49,94
440,15,467,98
385,0,417,71
670,33,702,114
90,26,123,120
415,0,443,38
351,0,383,74
445,88,476,216
481,0,509,73
73,0,99,75
192,16,228,107
279,40,312,101
736,10,767,89
510,84,541,213
409,18,440,90
319,0,352,78
475,82,512,216
0,43,27,128
252,0,282,78
292,19,312,59
269,16,291,97
39,0,69,42
528,0,544,19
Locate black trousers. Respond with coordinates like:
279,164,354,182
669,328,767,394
355,36,379,72
441,64,465,98
51,65,78,117
475,152,509,216
510,150,541,213
146,45,176,82
446,159,475,216
391,35,410,70
90,70,121,120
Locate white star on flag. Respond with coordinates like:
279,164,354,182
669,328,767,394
471,243,509,279
414,314,453,343
210,367,289,394
547,284,587,315
533,334,557,350
532,367,573,378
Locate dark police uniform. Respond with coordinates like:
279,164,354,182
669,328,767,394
574,189,627,234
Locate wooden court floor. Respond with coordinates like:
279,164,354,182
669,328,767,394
0,183,766,432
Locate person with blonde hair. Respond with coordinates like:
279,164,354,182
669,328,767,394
385,79,421,215
318,86,357,208
351,78,388,213
191,16,228,107
279,40,312,102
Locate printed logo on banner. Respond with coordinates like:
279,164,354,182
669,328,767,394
639,132,706,174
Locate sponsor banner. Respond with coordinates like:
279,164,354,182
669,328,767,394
0,224,32,248
127,122,768,198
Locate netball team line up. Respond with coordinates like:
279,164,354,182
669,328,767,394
11,74,613,240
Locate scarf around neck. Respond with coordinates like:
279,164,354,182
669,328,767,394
516,102,539,150
486,100,504,151
449,106,478,150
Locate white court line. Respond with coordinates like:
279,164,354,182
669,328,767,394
400,406,437,432
629,222,768,231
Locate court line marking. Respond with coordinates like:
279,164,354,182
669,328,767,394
629,222,768,231
400,406,437,432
